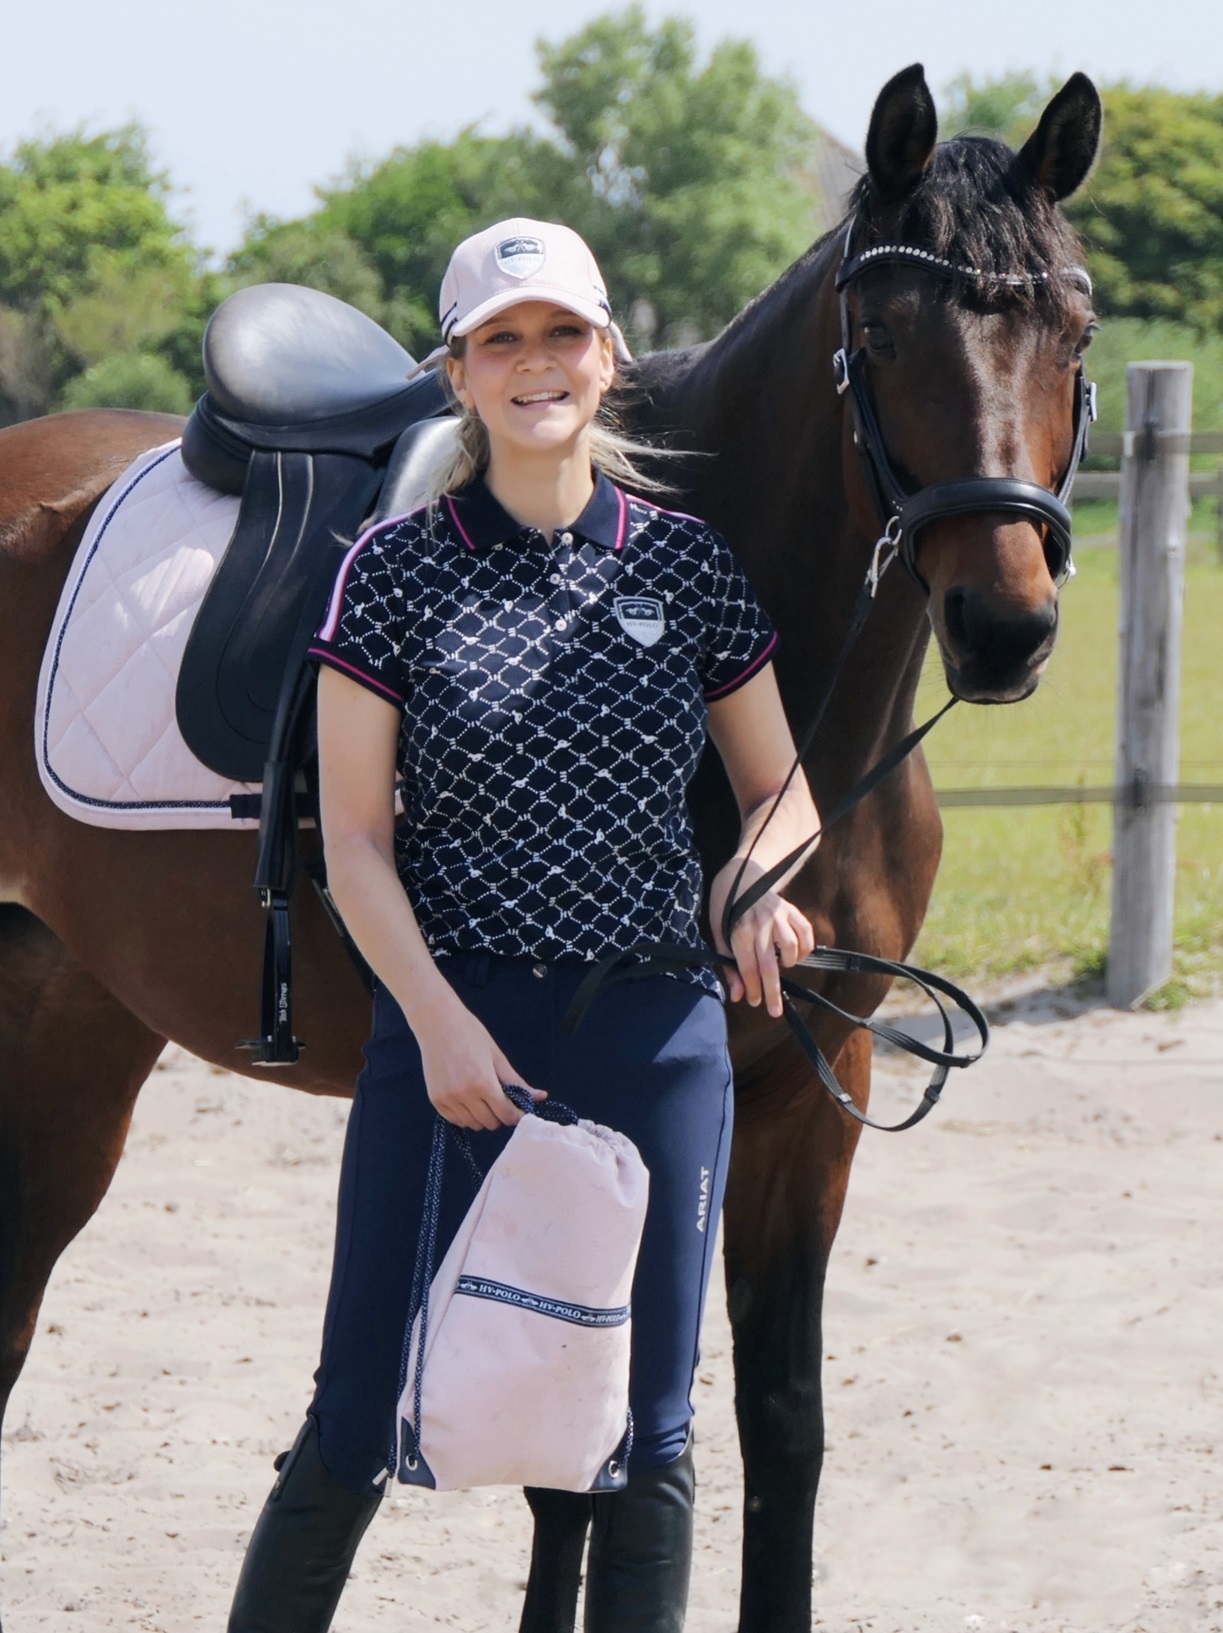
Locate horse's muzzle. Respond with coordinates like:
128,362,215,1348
938,586,1059,703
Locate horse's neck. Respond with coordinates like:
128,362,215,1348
635,243,930,770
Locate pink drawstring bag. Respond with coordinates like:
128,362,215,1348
394,1090,649,1493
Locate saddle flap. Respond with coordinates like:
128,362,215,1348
176,449,384,783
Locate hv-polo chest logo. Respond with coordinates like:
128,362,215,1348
614,596,666,647
495,236,546,279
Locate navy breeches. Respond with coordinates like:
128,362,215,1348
309,953,734,1495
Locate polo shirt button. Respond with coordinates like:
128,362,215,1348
532,962,547,978
560,531,573,545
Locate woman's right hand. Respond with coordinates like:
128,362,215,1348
414,992,545,1130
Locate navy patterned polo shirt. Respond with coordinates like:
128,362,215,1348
308,469,777,992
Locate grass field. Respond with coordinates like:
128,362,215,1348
910,504,1223,1001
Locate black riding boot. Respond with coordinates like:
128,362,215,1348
227,1414,383,1633
583,1436,695,1633
520,1487,593,1633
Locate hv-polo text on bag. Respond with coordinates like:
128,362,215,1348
395,1092,649,1493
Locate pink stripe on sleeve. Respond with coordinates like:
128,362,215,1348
308,647,406,705
316,510,412,642
316,535,371,643
703,630,779,701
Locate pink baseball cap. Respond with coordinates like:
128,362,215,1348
439,218,616,343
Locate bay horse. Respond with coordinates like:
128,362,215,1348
0,66,1100,1633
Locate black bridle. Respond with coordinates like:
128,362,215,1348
565,216,1107,1132
833,219,1097,592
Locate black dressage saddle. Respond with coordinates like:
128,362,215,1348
177,282,459,1064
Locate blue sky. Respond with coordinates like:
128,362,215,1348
4,0,1219,258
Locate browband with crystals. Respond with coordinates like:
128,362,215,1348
834,219,1093,296
830,211,1096,594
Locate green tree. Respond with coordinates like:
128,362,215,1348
0,124,199,417
59,352,195,415
939,73,1223,335
534,9,820,344
231,9,824,353
0,124,190,309
941,71,1058,148
228,219,386,314
1065,85,1223,333
310,131,565,353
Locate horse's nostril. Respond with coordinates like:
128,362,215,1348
944,586,970,653
942,587,1058,666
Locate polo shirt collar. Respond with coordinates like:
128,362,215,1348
445,468,627,553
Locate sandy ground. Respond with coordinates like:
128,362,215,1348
2,983,1222,1633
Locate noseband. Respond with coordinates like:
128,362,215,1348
833,220,1097,592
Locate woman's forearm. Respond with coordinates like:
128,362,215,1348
325,834,461,1033
728,779,821,896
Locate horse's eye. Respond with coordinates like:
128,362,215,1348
860,320,894,355
1075,322,1100,357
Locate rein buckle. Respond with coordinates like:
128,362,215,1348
867,517,903,597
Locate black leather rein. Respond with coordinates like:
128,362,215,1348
833,223,1098,592
565,218,1104,1132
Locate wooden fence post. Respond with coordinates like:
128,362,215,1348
1107,362,1193,1008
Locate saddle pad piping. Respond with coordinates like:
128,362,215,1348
36,442,260,825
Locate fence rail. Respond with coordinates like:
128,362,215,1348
1087,432,1223,457
937,783,1223,808
1073,432,1223,554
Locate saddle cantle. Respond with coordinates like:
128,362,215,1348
176,281,457,1064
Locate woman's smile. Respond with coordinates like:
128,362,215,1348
448,300,614,463
511,388,570,407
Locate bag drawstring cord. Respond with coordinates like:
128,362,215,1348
388,1085,593,1481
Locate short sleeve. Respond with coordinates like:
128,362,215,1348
699,528,778,701
308,525,410,707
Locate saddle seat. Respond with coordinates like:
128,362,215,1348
182,283,448,494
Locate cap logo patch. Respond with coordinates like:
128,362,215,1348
495,236,547,279
614,596,665,647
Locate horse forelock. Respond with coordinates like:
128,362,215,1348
849,137,1087,321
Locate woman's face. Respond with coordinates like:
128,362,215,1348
447,301,616,463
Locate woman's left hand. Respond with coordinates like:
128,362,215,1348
709,859,816,1018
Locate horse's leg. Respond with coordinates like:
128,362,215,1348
726,1029,869,1633
0,907,165,1517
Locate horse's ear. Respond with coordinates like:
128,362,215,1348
1017,73,1102,200
865,64,938,205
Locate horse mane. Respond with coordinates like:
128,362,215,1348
848,136,1087,317
605,137,1090,446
